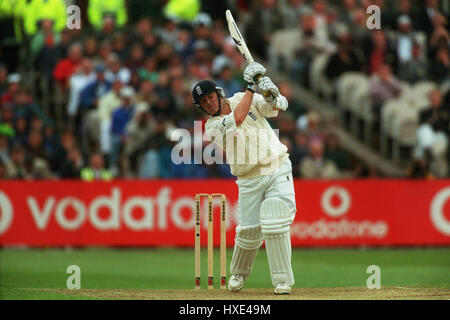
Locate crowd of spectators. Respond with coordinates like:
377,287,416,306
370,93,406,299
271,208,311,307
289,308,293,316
1,0,447,180
257,0,450,178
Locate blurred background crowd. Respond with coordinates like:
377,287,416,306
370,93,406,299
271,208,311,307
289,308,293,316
0,0,449,181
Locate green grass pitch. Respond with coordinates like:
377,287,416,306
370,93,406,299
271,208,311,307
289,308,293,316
0,247,449,299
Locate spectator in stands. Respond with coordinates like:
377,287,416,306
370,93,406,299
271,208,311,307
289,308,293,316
1,73,21,106
125,42,145,70
30,19,59,67
210,26,227,56
67,58,96,119
24,129,54,179
138,121,173,179
43,124,57,158
297,111,326,144
277,112,297,138
54,28,76,62
310,0,334,44
392,15,419,79
139,56,160,84
156,16,181,47
50,130,76,172
98,79,123,159
125,109,156,176
23,0,67,37
59,147,84,179
170,74,187,114
299,138,340,179
111,32,129,62
6,143,30,179
291,130,309,177
417,0,442,36
349,7,370,46
81,153,112,181
429,46,450,84
26,130,49,163
79,64,112,111
369,64,402,119
83,36,98,60
398,40,428,83
131,17,153,42
336,0,358,29
134,79,155,114
215,36,245,70
414,89,449,177
12,89,48,129
0,104,14,130
155,42,176,71
189,39,213,75
53,42,83,89
324,132,352,171
95,16,117,43
279,0,310,29
418,89,449,136
278,81,307,119
88,0,128,31
362,30,397,75
213,61,242,97
109,86,136,175
12,117,28,147
138,147,160,178
245,0,285,60
141,28,160,57
324,33,362,84
291,11,334,86
34,27,65,81
174,28,194,59
427,15,449,61
391,0,417,31
152,71,176,120
191,12,214,45
105,53,131,84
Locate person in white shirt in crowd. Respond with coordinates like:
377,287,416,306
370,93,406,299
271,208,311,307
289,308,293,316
67,58,96,119
105,53,131,84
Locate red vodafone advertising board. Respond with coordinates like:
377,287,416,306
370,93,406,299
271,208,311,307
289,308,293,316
0,180,450,247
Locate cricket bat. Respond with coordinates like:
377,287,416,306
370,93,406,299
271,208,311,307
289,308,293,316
225,9,272,98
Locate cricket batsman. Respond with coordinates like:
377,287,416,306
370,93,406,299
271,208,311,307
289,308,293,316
191,62,297,294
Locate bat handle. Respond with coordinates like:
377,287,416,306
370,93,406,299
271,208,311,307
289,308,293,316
253,74,273,100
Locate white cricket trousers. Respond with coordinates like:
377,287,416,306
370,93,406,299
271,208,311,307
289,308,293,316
235,158,297,228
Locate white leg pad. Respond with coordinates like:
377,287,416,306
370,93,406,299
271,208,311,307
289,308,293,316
230,225,263,278
260,198,295,286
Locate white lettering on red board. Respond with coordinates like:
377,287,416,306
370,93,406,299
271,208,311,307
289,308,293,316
0,187,237,234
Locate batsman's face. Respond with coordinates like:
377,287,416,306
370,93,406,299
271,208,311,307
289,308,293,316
199,92,220,115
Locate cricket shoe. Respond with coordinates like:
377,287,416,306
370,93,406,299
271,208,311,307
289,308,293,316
228,275,244,292
274,282,291,295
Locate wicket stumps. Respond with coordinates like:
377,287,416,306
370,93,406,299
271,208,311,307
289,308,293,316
194,193,227,290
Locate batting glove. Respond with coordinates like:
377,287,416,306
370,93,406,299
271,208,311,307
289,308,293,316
243,62,266,84
273,95,289,111
258,76,280,102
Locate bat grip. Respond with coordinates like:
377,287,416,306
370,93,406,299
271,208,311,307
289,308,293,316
253,74,273,100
